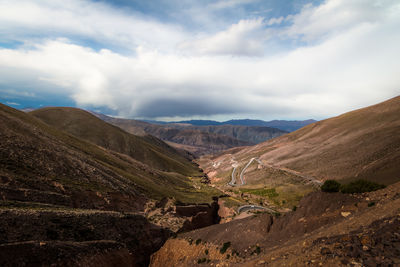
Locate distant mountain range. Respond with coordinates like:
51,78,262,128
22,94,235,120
144,119,317,132
98,115,288,156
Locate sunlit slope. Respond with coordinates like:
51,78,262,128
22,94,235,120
31,107,198,175
233,96,400,184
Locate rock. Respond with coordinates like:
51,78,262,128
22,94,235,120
320,247,332,255
341,212,351,217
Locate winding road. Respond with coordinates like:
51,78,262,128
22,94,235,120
227,157,322,187
237,205,275,214
228,166,237,186
228,157,261,186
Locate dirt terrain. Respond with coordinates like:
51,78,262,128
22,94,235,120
151,182,400,266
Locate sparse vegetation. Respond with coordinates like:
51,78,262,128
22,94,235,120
220,242,231,254
195,239,202,245
321,180,341,192
204,249,208,255
240,188,278,198
368,202,375,207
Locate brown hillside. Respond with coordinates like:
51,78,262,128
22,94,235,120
31,107,198,175
151,182,400,266
203,96,400,185
0,103,221,206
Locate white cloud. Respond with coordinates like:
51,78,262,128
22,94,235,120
267,16,284,26
0,0,186,51
282,0,400,42
0,0,399,120
208,0,258,10
178,18,266,56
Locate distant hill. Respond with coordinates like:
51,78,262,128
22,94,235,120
223,119,317,132
146,119,316,132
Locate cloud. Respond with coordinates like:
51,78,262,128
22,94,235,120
0,0,186,52
178,18,266,56
0,0,399,120
282,0,399,42
6,101,20,106
208,0,259,10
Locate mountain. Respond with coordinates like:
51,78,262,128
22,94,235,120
152,118,316,132
30,107,197,174
224,119,317,132
97,115,287,156
0,103,225,265
201,96,400,186
151,96,400,266
1,104,225,207
168,120,223,126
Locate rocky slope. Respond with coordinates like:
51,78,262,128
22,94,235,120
150,182,400,266
0,103,224,266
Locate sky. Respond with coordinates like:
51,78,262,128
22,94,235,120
0,0,399,121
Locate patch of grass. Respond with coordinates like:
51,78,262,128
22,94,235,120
220,242,231,254
240,188,278,198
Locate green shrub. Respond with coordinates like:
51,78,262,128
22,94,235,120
368,202,375,207
196,239,202,245
340,179,385,194
220,242,231,254
321,180,341,192
204,249,208,255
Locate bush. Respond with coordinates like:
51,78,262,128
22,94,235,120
321,180,341,192
340,179,385,194
220,242,231,254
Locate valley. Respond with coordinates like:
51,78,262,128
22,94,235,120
0,96,399,266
